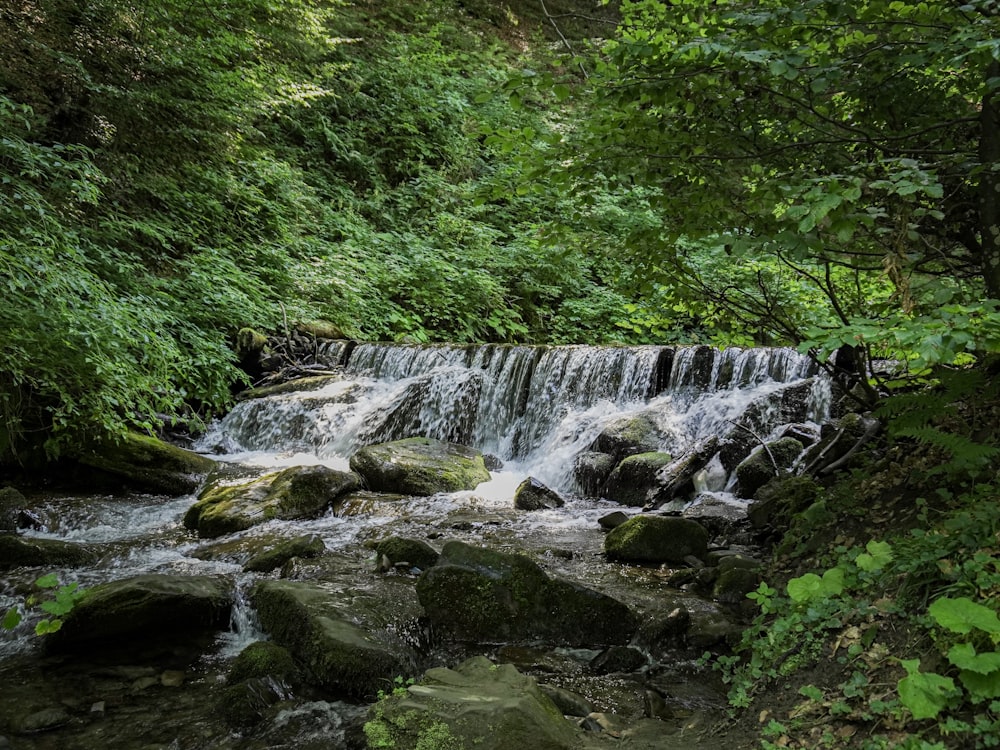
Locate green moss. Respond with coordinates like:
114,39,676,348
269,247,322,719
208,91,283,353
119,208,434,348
80,431,216,495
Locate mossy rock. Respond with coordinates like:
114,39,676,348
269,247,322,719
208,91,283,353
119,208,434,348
229,641,299,684
251,579,418,699
0,486,25,532
573,451,617,496
243,533,326,573
78,432,217,495
47,574,232,652
349,437,490,496
747,475,822,530
236,327,269,355
734,437,805,498
415,541,637,646
363,656,579,750
603,515,709,564
712,567,762,606
589,415,660,461
603,451,673,507
370,536,439,571
237,374,341,401
184,465,360,538
513,477,565,511
0,534,99,571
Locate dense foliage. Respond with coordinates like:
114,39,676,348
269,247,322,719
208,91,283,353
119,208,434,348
511,0,1000,375
0,0,643,461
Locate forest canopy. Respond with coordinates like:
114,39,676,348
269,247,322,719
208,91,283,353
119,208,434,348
2,0,999,462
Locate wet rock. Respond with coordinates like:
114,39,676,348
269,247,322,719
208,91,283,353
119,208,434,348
513,477,565,511
598,510,629,530
416,541,638,646
682,494,749,538
0,534,99,571
77,431,217,495
252,579,418,699
349,437,490,496
484,454,504,471
0,486,24,533
589,646,647,675
645,437,720,510
220,641,299,727
713,567,762,606
747,475,821,530
604,515,709,564
734,437,804,498
184,465,360,538
589,415,660,462
229,641,299,684
540,685,596,717
604,452,673,507
14,707,69,733
219,676,290,727
636,607,691,652
47,574,232,652
237,374,341,401
686,607,742,650
364,656,580,750
243,533,326,573
370,536,439,572
573,451,617,496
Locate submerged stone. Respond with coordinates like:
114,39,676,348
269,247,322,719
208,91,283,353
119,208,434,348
604,515,709,564
349,437,490,496
184,465,360,538
364,656,580,750
416,541,638,646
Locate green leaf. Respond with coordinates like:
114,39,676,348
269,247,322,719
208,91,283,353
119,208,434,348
929,597,1000,635
35,573,60,589
897,660,957,720
947,643,1000,674
1,607,21,630
787,568,844,603
856,540,893,572
959,669,1000,702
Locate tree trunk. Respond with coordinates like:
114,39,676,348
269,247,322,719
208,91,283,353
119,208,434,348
979,60,1000,300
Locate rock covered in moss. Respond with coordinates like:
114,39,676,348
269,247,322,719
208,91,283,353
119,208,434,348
349,437,490,496
363,656,580,750
78,432,217,495
589,415,661,461
0,534,99,571
513,477,565,511
251,579,418,699
734,437,804,498
243,533,326,573
47,574,232,652
604,451,673,507
747,475,821,530
416,541,637,646
184,465,360,538
603,515,709,564
370,536,439,572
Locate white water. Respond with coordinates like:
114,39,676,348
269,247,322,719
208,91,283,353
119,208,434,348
197,343,828,498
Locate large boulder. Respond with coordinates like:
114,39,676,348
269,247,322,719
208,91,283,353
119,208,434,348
588,415,660,462
0,486,24,532
604,515,710,564
184,465,360,538
243,533,326,573
513,477,565,511
47,574,232,652
603,452,673,507
78,432,217,495
416,541,637,646
371,536,440,572
363,656,579,750
349,437,490,496
252,579,419,699
573,451,617,496
0,534,99,571
734,437,804,498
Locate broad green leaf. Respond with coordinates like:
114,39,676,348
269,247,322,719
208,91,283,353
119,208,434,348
947,643,1000,674
35,573,60,589
1,607,21,630
897,660,957,720
856,540,893,572
929,597,1000,635
959,669,1000,702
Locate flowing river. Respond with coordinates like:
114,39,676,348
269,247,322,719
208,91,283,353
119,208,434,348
0,343,831,749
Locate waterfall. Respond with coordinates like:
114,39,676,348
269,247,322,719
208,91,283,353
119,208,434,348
198,343,828,494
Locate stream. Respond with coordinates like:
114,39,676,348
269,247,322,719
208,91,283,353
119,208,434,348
0,343,831,749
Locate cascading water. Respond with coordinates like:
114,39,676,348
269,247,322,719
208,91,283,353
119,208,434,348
198,342,828,498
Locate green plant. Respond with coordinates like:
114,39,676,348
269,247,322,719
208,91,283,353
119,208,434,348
1,573,85,635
